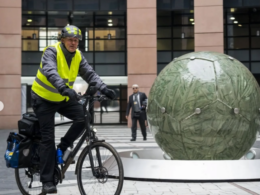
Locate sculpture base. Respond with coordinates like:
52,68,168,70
117,149,260,181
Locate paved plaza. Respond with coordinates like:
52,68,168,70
1,123,260,195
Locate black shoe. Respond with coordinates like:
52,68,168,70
42,182,57,194
143,137,147,141
130,138,136,141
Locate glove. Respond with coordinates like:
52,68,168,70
60,87,78,101
101,88,116,100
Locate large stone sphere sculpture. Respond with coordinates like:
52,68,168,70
147,51,260,160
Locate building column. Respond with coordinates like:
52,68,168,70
194,0,224,53
0,1,21,129
127,0,157,127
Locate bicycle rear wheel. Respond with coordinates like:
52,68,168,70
77,142,124,195
15,167,41,195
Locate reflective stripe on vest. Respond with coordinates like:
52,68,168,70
31,42,81,102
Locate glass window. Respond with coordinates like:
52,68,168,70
47,0,72,10
227,37,249,49
251,50,260,61
22,52,42,63
95,15,125,27
227,14,249,24
251,62,260,73
224,0,243,7
22,0,46,10
227,25,249,36
250,24,260,36
172,0,193,10
22,65,39,76
227,50,249,61
244,0,260,7
173,14,193,25
94,28,125,38
173,26,194,38
95,52,125,63
251,11,260,23
157,16,172,26
48,12,69,27
157,0,172,10
119,0,126,10
173,51,191,58
73,12,93,27
173,39,194,50
93,40,125,51
100,0,119,10
46,28,62,46
95,65,125,76
74,0,99,10
22,15,46,26
251,37,260,49
157,27,171,38
158,64,168,74
157,52,172,63
82,52,94,63
157,39,172,50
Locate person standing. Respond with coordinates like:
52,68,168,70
126,84,147,141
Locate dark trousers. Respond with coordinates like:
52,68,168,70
131,112,146,139
32,97,85,183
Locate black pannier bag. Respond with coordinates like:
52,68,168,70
4,132,32,168
18,113,41,138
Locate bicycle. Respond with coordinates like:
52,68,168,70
14,86,124,195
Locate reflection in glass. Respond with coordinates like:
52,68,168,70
157,27,171,38
173,26,194,38
74,0,99,10
227,25,249,36
48,12,69,27
22,15,46,26
173,39,194,50
228,37,249,49
94,28,125,39
91,40,125,51
100,0,118,10
47,0,72,10
157,39,171,50
227,50,249,61
251,37,260,49
22,0,46,10
173,14,193,25
95,15,125,27
73,12,93,27
95,65,125,76
227,14,249,24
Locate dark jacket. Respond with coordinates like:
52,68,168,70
126,92,147,119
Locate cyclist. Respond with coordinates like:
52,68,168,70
31,25,116,194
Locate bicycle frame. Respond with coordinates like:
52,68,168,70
54,95,106,180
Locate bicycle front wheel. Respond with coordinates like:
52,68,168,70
77,142,124,195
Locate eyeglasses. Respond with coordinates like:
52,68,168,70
133,88,138,89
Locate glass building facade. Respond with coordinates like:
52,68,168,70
22,0,127,125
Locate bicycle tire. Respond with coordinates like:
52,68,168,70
15,167,42,195
77,142,124,195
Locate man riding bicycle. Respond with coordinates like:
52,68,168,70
31,25,116,194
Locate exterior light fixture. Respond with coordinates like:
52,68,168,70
230,17,235,20
234,21,238,24
27,19,32,22
108,19,112,23
108,23,113,26
190,18,194,22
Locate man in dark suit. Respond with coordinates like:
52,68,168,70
126,84,147,141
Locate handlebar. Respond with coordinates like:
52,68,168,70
78,94,108,104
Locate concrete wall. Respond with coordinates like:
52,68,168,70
127,0,157,127
0,0,21,129
194,0,224,53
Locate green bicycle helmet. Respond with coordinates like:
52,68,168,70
61,25,82,40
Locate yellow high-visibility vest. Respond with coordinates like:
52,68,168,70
32,42,82,102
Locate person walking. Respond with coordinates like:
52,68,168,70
126,84,147,141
